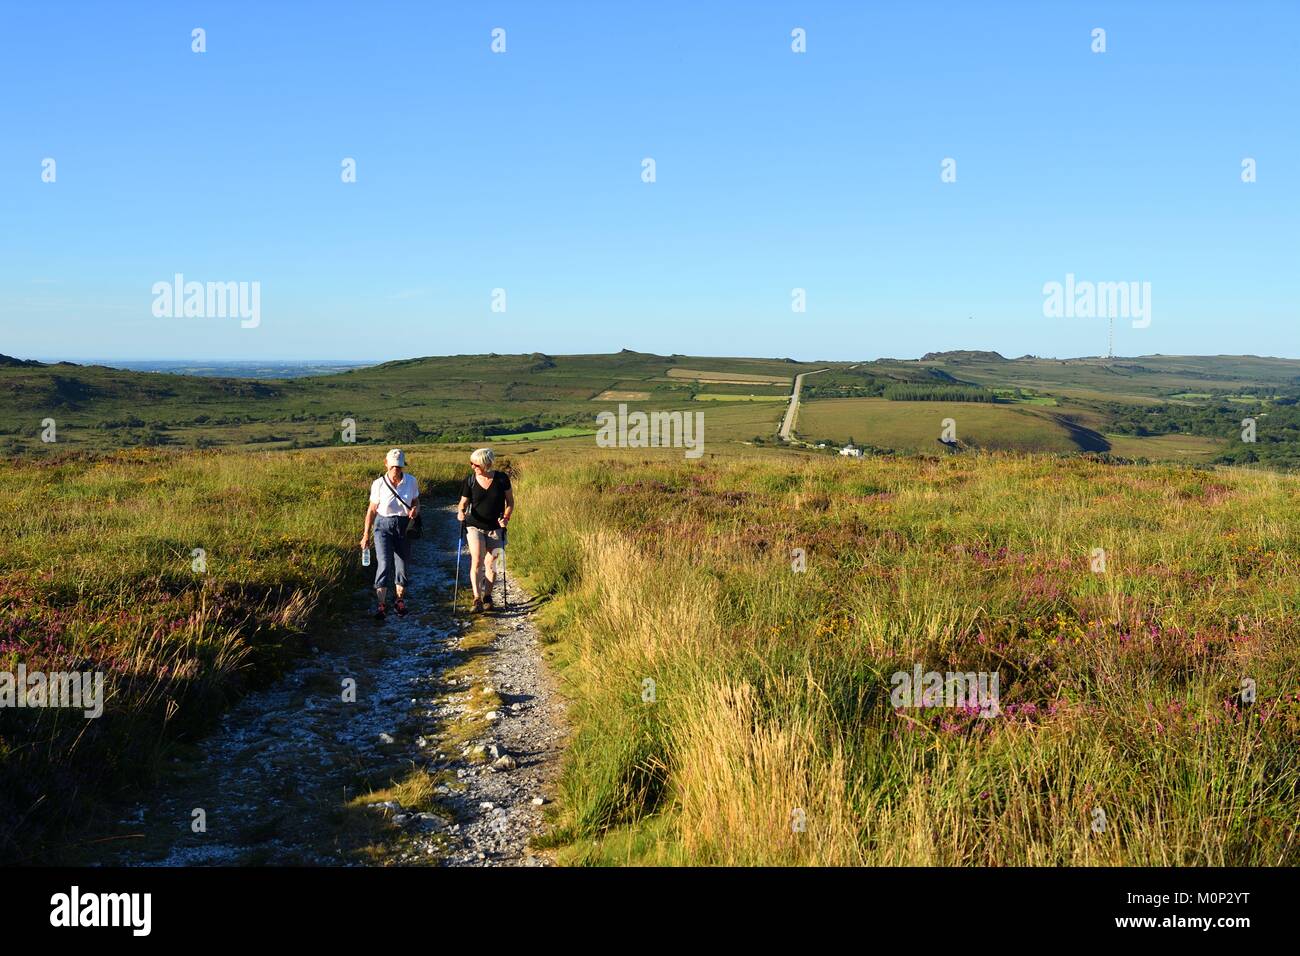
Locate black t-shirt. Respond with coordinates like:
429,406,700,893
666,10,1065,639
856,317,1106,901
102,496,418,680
461,470,511,530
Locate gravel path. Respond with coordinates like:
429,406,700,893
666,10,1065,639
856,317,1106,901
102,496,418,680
89,502,566,867
392,505,568,867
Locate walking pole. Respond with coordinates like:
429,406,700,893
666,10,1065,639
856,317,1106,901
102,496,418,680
499,537,508,609
452,518,464,612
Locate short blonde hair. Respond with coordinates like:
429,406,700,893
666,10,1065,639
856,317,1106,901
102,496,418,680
470,447,494,469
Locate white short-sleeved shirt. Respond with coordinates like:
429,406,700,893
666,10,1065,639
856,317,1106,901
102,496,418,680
370,473,419,517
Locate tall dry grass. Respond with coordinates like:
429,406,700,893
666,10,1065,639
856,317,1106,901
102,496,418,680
511,450,1300,865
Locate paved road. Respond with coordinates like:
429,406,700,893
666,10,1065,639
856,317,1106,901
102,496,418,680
778,368,828,441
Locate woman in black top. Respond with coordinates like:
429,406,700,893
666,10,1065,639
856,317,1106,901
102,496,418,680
456,447,514,612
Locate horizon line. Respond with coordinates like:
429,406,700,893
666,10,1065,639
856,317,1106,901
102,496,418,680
15,350,1300,366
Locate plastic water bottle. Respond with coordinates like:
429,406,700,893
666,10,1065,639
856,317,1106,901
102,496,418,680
362,547,371,567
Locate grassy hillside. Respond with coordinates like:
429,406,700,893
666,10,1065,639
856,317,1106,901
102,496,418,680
511,450,1300,865
4,350,1298,468
902,352,1300,397
0,351,811,454
0,445,471,860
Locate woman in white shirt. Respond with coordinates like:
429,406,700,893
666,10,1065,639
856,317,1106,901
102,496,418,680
361,448,420,619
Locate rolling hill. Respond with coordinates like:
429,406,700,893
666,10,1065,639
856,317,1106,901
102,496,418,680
1,350,1297,468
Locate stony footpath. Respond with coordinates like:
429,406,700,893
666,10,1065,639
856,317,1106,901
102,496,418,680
364,507,568,866
94,505,566,867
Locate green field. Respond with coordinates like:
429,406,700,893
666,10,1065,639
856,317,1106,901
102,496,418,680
991,388,1058,406
692,393,788,402
798,397,1095,454
488,426,597,441
1103,433,1226,462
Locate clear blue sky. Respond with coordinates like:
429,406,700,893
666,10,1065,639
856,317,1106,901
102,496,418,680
1,1,1296,362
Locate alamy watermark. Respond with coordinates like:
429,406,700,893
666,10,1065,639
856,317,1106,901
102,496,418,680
596,403,704,459
50,886,150,936
891,664,1000,717
152,273,261,328
1042,273,1151,328
1,665,104,719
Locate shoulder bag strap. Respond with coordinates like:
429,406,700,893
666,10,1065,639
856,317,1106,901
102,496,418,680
382,474,412,513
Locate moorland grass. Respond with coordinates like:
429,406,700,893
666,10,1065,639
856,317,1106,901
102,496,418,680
5,440,1297,866
509,450,1300,865
0,445,468,860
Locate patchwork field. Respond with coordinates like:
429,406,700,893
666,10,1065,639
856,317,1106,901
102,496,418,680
3,351,1297,468
0,351,818,454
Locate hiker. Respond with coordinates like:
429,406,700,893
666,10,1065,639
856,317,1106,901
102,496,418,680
361,448,420,619
457,447,513,613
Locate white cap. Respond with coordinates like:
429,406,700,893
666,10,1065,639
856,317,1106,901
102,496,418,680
385,448,406,467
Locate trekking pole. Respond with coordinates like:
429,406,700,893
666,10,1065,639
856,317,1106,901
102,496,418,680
499,537,508,609
452,518,465,612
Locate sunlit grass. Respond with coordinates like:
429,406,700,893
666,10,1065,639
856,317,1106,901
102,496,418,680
510,450,1300,865
6,440,1298,866
0,444,468,859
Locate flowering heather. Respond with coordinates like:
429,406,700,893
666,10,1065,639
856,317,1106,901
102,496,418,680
510,449,1300,865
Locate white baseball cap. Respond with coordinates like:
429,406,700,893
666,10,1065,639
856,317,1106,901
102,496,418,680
385,448,406,467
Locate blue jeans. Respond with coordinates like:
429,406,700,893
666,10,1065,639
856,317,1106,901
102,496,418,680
373,514,410,591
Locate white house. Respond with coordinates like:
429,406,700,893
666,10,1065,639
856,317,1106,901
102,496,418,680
839,445,863,458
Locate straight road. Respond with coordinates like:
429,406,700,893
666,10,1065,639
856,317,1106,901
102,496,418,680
778,368,828,441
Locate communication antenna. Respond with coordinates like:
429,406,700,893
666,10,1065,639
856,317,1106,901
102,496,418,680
1107,315,1114,361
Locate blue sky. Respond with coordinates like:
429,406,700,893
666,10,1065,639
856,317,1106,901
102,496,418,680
1,1,1296,362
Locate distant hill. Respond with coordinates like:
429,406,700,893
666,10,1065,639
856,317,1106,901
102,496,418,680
2,351,1297,466
919,350,1008,363
906,352,1300,390
0,354,47,368
0,351,828,452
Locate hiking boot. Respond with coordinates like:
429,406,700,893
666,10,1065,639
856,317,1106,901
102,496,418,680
482,594,494,611
471,598,484,614
375,603,387,621
395,598,408,617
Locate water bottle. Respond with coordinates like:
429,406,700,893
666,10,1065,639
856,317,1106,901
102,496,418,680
362,547,371,567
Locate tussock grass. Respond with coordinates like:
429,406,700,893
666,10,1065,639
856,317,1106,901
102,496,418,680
511,450,1300,865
